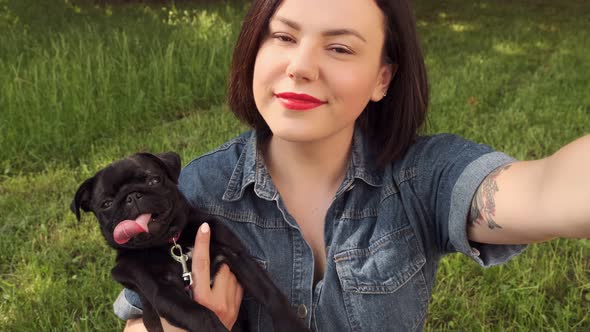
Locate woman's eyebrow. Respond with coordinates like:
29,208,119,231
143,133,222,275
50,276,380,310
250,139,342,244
273,16,367,43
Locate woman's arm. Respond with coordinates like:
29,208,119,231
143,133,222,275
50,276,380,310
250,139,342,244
467,134,590,244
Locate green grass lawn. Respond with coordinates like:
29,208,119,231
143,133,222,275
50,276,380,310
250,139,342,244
1,0,588,330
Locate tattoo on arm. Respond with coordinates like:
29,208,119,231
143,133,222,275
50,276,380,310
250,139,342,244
468,164,512,230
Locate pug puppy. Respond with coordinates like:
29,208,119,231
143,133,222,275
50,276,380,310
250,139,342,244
71,152,307,332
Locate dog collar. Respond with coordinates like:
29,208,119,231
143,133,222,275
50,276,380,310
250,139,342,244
169,232,181,243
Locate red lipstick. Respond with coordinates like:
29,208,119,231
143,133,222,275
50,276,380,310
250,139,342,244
275,92,326,111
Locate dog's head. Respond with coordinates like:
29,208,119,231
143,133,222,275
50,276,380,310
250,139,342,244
71,152,188,249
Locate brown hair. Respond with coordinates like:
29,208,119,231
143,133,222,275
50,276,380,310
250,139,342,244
228,0,429,167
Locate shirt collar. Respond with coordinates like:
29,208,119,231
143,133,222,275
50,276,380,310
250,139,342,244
222,127,383,202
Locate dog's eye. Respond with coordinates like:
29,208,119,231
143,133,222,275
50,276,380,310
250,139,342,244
101,200,113,209
148,176,161,186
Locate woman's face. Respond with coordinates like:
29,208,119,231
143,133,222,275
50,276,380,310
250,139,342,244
253,0,393,144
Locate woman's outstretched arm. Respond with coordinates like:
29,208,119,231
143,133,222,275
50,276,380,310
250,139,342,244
468,134,590,244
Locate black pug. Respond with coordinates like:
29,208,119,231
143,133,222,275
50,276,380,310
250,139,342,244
71,152,308,332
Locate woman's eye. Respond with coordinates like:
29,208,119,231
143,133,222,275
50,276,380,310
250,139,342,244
329,46,353,55
148,176,161,186
273,34,295,43
101,200,113,209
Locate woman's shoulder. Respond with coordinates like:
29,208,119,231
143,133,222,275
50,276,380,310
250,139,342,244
408,133,497,161
178,131,254,202
389,133,504,180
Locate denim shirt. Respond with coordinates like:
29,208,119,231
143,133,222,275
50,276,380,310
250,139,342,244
114,129,526,331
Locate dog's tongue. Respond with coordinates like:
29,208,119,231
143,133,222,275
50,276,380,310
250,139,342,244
113,213,152,244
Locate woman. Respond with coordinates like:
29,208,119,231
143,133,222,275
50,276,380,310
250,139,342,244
119,0,590,330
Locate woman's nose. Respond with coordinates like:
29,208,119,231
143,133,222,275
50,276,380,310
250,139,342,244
286,44,319,82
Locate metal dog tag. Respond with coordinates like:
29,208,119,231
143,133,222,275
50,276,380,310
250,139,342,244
170,242,193,298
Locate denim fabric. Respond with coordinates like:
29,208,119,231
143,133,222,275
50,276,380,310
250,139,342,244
115,128,526,331
113,288,143,320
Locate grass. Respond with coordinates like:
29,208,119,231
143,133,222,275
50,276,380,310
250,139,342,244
0,0,244,175
1,0,589,330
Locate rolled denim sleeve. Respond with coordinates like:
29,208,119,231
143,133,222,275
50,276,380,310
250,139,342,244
113,288,143,320
447,151,527,267
415,134,527,267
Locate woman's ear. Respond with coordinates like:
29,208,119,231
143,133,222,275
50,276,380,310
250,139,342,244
370,63,397,102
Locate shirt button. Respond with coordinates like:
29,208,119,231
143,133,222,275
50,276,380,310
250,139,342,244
297,304,308,319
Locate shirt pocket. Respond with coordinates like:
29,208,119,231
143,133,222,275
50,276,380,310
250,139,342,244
334,226,426,294
333,226,428,331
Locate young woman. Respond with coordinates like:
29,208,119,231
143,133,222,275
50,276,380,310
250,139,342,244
119,0,590,330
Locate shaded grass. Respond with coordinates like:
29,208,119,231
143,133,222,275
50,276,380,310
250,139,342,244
0,0,589,331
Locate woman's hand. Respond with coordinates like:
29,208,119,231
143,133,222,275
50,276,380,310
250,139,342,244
123,222,243,332
192,222,244,331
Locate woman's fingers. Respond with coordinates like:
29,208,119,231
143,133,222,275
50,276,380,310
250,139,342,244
212,264,242,301
192,222,212,305
211,265,232,315
191,223,243,331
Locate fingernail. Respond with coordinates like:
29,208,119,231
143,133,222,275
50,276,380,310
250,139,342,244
200,222,210,234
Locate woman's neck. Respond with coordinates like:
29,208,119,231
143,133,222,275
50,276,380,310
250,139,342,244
264,128,354,190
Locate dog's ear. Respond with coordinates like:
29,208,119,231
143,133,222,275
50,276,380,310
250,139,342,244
154,152,181,184
135,152,182,183
71,177,95,221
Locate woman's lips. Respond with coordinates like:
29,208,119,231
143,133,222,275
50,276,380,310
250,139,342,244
275,92,326,111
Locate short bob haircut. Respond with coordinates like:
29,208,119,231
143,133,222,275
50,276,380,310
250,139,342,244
228,0,428,167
